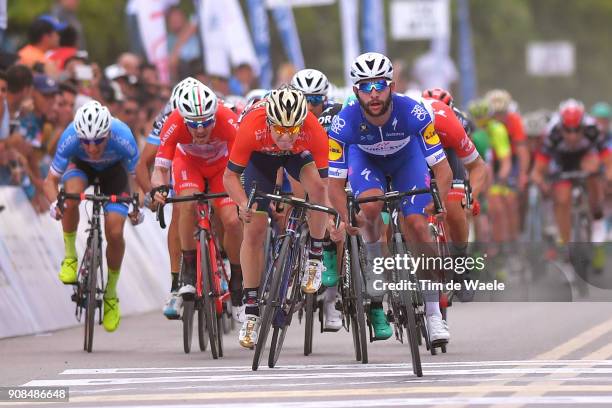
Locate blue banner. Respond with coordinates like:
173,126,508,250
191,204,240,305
457,0,477,106
361,0,386,54
271,5,305,71
247,0,272,89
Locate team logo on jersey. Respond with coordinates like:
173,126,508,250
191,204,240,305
329,138,343,161
411,104,428,121
422,123,441,146
330,116,346,134
392,117,398,130
359,123,368,133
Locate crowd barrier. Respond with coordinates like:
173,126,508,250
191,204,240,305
0,187,171,338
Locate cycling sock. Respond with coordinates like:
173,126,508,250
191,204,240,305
243,287,259,316
170,272,179,292
309,237,325,261
423,289,442,318
229,264,243,306
105,267,120,298
181,250,197,286
64,231,77,259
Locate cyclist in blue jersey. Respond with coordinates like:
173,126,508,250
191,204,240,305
327,52,452,342
135,77,202,320
43,100,141,333
292,68,344,331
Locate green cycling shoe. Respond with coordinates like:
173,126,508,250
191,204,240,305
369,307,392,340
322,248,338,287
103,297,121,332
58,258,78,284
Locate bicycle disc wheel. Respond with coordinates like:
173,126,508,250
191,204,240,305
349,235,368,364
304,293,315,356
198,301,208,351
253,235,291,371
84,234,99,353
200,230,219,359
182,299,194,354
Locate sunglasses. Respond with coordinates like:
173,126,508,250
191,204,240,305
562,125,581,133
80,138,106,146
357,79,391,93
270,123,301,136
184,117,215,129
305,94,325,106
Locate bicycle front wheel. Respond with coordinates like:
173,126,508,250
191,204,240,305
349,235,368,364
84,234,100,353
200,230,219,359
183,299,195,354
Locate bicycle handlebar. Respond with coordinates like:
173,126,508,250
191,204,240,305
156,192,229,229
355,187,432,204
58,190,139,210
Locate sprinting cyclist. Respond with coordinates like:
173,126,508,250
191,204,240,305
150,83,244,321
43,100,141,332
327,52,452,343
223,85,334,348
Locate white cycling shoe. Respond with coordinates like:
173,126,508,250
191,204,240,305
426,314,450,344
163,291,183,319
239,314,260,349
323,300,342,331
178,284,195,296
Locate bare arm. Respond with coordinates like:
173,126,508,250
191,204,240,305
43,171,61,204
465,156,487,199
135,143,158,193
431,159,452,204
328,177,349,224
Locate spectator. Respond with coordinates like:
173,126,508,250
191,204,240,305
275,62,296,87
47,25,80,71
209,75,230,97
105,64,137,100
117,52,141,78
17,15,65,75
51,0,86,49
229,63,256,96
48,82,76,155
0,70,8,140
165,6,201,82
5,65,33,135
117,97,141,141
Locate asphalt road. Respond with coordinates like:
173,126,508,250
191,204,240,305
2,300,612,408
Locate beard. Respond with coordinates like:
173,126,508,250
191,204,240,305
357,94,393,117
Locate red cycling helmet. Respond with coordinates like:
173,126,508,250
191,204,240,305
559,98,585,128
422,88,454,106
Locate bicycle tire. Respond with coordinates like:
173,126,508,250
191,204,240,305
182,299,194,354
197,302,208,352
304,293,315,356
342,244,362,362
217,315,224,358
84,234,99,353
199,230,219,359
393,236,422,377
252,235,291,371
269,264,302,368
349,235,368,364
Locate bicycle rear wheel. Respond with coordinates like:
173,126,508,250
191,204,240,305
182,299,194,354
253,235,291,371
270,264,302,368
84,235,100,353
197,301,208,351
200,230,219,359
349,235,368,364
303,293,315,356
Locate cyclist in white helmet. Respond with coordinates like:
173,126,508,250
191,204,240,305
292,68,345,331
43,100,141,333
135,77,203,320
150,82,245,323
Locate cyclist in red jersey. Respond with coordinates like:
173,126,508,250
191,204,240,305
151,82,244,320
223,85,338,349
422,88,487,301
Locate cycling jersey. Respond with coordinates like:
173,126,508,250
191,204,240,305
50,118,139,177
329,94,446,216
318,101,343,134
227,103,329,176
145,100,173,146
486,120,512,162
155,104,238,169
503,111,527,153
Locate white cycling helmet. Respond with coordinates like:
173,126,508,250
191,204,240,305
349,52,393,85
74,100,111,140
486,89,512,114
245,88,269,104
170,77,202,110
291,69,330,96
266,85,308,127
175,82,218,120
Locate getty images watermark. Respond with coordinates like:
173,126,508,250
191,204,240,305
371,253,506,292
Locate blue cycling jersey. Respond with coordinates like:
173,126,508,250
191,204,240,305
328,93,446,179
50,118,139,177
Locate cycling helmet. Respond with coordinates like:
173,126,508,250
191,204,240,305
590,102,611,119
170,77,202,110
291,69,330,95
468,98,489,120
245,88,269,104
266,85,308,127
175,82,218,120
422,88,454,106
349,52,393,85
486,89,512,114
559,98,585,128
74,101,111,140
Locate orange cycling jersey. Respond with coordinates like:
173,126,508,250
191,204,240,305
155,104,238,169
227,104,329,174
504,111,527,154
426,99,479,164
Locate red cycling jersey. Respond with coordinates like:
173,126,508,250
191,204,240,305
504,111,527,154
425,99,479,165
227,103,329,174
155,104,238,169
